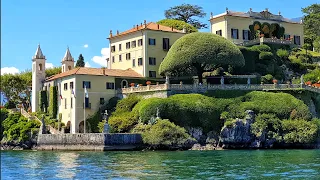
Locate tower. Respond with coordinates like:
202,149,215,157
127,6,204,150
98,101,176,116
32,44,46,112
61,47,74,73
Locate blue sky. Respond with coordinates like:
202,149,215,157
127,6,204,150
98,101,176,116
1,0,317,74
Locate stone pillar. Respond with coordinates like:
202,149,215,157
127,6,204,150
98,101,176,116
220,76,225,85
247,78,251,85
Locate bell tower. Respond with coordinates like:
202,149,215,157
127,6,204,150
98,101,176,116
32,44,46,112
61,47,74,73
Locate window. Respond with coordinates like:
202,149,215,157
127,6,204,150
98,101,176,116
126,42,130,49
84,97,90,108
132,59,136,67
68,66,71,70
126,53,131,60
106,82,115,89
149,71,156,77
100,98,105,105
71,97,73,108
138,58,143,66
163,38,170,50
119,55,122,62
138,39,143,46
39,63,43,71
111,45,115,52
243,30,250,40
284,34,291,40
294,36,300,45
112,56,115,63
64,83,68,90
70,82,74,89
65,98,67,109
149,38,156,45
119,44,122,51
131,41,136,48
83,81,91,89
216,30,222,36
149,57,156,65
231,29,239,39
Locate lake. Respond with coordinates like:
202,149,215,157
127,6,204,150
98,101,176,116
1,150,320,179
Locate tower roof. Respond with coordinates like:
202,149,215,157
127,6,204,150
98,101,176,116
33,44,45,59
62,47,74,62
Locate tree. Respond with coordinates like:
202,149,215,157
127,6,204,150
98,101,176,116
45,67,61,77
159,32,245,83
302,4,320,48
157,19,198,33
313,36,320,52
75,54,85,67
165,4,207,29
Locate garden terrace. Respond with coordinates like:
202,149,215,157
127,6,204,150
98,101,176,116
237,37,294,47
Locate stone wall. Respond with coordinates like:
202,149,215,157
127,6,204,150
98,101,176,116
37,133,143,151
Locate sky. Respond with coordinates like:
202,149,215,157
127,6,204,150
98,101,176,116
1,0,318,75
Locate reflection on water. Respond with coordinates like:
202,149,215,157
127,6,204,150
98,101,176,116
1,150,320,179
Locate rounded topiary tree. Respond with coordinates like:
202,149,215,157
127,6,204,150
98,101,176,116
159,32,245,83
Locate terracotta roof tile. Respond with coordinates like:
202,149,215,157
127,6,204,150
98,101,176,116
109,22,184,39
46,67,142,81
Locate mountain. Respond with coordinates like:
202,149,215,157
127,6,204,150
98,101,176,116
291,17,303,23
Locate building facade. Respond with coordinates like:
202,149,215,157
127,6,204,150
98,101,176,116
107,21,186,78
210,8,304,46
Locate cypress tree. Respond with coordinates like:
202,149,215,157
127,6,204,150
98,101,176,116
75,54,85,67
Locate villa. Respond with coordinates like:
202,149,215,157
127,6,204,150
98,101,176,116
209,8,304,47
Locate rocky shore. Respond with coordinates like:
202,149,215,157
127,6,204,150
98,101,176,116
1,140,37,151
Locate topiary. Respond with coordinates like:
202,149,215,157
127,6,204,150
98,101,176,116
250,44,272,52
259,51,274,60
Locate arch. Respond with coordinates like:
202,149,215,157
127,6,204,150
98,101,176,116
65,121,71,133
39,63,43,71
121,79,128,88
68,65,72,70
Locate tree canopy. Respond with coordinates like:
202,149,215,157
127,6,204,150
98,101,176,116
159,32,245,83
164,4,207,29
302,3,320,48
75,54,85,67
157,19,198,33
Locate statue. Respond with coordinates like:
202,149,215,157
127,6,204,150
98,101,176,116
39,114,47,134
156,107,160,119
300,75,304,85
220,76,225,85
103,123,110,133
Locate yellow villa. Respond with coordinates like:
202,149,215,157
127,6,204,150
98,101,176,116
210,8,304,47
107,20,186,78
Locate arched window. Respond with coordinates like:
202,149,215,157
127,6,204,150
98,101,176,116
39,63,43,71
121,79,128,88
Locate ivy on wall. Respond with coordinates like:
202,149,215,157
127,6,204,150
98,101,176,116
48,86,58,119
38,90,48,112
249,21,285,39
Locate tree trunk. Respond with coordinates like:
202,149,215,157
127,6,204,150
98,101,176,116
197,71,203,84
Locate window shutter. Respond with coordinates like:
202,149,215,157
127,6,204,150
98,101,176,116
83,81,85,88
243,30,245,40
237,29,239,39
148,39,151,45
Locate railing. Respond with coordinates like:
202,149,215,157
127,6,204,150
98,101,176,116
240,37,293,47
305,85,320,93
119,83,306,94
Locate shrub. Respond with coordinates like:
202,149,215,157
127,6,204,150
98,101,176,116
4,101,16,109
237,47,259,74
282,119,318,144
142,119,193,149
108,112,138,133
114,95,141,114
304,69,320,83
48,86,58,118
276,49,289,60
259,51,274,60
250,44,271,52
251,113,282,139
261,74,274,84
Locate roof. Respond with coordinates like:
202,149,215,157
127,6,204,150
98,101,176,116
62,47,74,62
108,22,184,39
33,44,45,59
46,67,143,81
210,9,302,24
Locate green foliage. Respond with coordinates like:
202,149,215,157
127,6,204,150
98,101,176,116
114,95,141,114
282,119,318,144
108,112,138,133
159,32,245,83
276,49,289,61
261,74,274,84
98,120,107,133
251,113,282,139
164,3,207,29
142,119,193,148
48,86,58,118
157,19,198,33
131,123,152,133
45,67,61,77
4,101,16,109
302,4,320,48
38,90,48,112
259,51,274,60
313,36,320,52
304,69,320,83
0,108,9,140
250,44,272,52
2,112,40,142
75,54,85,67
236,47,259,74
86,111,100,133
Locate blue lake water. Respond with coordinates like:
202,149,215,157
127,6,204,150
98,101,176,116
1,150,320,179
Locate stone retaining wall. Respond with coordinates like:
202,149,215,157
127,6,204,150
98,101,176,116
37,133,143,151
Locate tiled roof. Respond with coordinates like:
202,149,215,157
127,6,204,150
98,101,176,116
210,10,302,24
46,67,143,81
109,22,184,39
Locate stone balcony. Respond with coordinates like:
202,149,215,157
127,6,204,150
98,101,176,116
237,37,295,47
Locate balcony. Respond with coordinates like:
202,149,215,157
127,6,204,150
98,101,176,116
237,37,295,47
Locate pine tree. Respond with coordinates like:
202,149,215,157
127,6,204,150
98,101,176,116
75,54,85,67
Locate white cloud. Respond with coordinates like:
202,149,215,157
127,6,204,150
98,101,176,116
84,44,89,48
91,47,109,67
45,62,54,69
1,67,20,75
85,61,91,67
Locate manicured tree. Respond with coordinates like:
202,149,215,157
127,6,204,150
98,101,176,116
157,19,198,33
159,32,245,83
75,54,85,67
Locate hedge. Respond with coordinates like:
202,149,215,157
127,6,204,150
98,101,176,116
237,47,259,74
39,90,48,112
48,86,58,119
259,51,274,60
250,44,271,52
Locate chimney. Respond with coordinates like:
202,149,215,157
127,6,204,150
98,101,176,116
109,30,112,38
117,30,119,35
143,20,147,28
157,24,160,29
